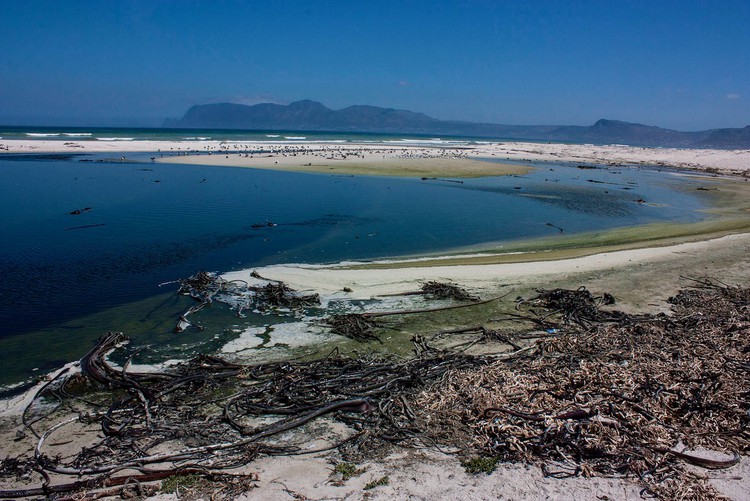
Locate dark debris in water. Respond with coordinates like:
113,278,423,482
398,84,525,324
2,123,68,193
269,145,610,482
172,270,320,331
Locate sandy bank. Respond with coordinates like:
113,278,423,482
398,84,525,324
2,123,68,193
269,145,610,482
223,233,750,303
3,235,750,500
159,151,530,177
2,138,749,176
478,141,750,173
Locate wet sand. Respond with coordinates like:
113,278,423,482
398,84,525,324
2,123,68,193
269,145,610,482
161,150,531,177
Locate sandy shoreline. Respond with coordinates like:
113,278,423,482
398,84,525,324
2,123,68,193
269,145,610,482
2,139,749,499
222,233,750,302
3,232,750,500
2,138,749,176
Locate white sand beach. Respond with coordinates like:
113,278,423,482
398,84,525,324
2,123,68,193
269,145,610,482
223,233,750,304
2,138,749,176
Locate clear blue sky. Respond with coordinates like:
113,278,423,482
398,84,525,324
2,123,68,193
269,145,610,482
1,0,748,130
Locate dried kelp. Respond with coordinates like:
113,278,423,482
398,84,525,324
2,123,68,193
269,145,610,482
173,271,246,331
415,279,750,499
4,279,748,500
515,286,630,328
325,313,383,342
177,270,235,304
8,332,485,499
252,281,320,311
420,281,479,302
381,281,479,302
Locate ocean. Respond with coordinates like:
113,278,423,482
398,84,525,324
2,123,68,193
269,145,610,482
0,125,500,146
0,127,713,391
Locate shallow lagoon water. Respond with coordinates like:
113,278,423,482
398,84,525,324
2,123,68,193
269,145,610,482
0,153,712,388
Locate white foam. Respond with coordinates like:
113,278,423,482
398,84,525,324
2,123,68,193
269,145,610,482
26,133,60,137
0,362,80,417
221,322,330,354
224,249,526,274
63,133,92,137
266,134,280,138
372,138,470,146
265,322,331,347
262,139,347,144
284,136,307,140
221,326,267,353
105,359,183,373
96,137,135,141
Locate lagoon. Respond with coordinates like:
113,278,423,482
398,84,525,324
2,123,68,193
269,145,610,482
0,153,712,388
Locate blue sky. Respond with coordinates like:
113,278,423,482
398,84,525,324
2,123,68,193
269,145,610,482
1,0,748,130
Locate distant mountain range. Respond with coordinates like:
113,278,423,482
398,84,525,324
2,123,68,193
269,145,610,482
164,100,750,149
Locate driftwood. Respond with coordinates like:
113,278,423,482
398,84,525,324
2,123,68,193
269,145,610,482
0,468,257,499
10,332,491,497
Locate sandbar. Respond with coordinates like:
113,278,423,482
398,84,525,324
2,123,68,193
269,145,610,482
223,232,750,306
2,138,749,176
160,150,530,177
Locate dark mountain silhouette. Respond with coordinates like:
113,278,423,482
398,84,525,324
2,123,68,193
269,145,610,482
697,125,750,149
164,100,749,149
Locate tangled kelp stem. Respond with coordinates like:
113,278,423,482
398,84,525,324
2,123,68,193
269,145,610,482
171,270,320,331
380,281,479,302
3,279,748,500
417,280,749,499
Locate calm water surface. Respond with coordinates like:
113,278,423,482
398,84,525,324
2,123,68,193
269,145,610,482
0,153,711,388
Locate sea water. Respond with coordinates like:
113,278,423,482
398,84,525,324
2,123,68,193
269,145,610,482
0,125,496,146
0,132,713,390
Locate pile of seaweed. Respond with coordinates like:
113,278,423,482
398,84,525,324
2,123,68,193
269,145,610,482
415,279,750,499
2,279,747,500
419,281,479,302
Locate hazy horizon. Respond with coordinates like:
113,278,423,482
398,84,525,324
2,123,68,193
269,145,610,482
1,1,748,130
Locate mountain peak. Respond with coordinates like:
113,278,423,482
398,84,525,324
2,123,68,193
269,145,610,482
164,101,750,148
288,99,329,110
593,119,644,128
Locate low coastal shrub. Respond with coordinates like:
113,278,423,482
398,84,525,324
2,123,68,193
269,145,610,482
363,475,389,490
160,473,203,494
333,462,367,481
462,456,499,475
